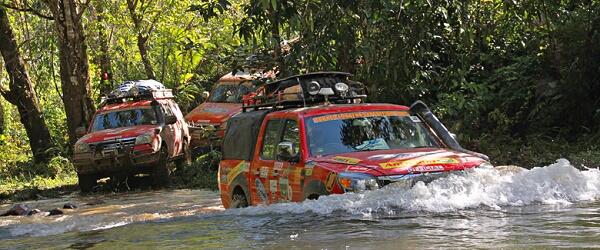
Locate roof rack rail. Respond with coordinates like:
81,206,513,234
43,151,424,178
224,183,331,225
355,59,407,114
242,71,367,112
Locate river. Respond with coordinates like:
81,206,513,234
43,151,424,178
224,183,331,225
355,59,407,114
1,159,600,249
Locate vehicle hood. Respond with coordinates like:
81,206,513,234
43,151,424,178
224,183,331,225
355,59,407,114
310,148,486,176
185,102,241,124
78,125,159,144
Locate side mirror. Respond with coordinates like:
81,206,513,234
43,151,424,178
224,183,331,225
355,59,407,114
201,91,210,100
165,115,178,125
75,126,87,137
277,141,299,162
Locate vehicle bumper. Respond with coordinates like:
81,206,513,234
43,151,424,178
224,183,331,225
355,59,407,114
73,148,160,176
189,125,223,148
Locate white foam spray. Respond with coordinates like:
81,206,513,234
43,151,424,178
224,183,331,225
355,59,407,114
232,159,600,216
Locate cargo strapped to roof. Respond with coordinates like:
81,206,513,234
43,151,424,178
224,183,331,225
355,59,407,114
101,80,174,106
242,71,367,112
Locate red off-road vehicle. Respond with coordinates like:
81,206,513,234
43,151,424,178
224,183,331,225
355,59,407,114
73,80,190,192
185,71,274,152
218,72,490,208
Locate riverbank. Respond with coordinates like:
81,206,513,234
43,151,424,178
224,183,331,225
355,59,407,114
0,152,220,203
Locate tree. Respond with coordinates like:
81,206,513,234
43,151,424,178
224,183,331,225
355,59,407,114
43,0,96,147
126,0,163,79
0,6,52,162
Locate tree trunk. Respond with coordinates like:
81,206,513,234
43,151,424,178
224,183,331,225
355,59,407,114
137,33,155,79
127,0,156,79
0,100,4,135
43,0,96,147
269,10,286,77
94,1,112,97
0,6,53,162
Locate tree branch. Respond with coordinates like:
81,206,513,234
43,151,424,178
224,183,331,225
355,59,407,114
0,2,54,20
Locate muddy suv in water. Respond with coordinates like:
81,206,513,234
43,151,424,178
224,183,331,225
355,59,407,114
218,72,490,208
73,80,190,192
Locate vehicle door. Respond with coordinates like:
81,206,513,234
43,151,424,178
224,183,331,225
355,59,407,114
271,119,304,203
250,117,284,205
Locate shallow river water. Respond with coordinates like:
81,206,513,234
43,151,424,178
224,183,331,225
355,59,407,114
2,159,600,249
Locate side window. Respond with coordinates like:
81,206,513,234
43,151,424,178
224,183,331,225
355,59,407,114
261,119,284,160
282,120,300,156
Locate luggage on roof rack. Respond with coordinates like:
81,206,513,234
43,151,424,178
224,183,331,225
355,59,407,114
101,79,173,106
242,71,366,112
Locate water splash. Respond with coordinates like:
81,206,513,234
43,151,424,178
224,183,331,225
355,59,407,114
232,159,600,216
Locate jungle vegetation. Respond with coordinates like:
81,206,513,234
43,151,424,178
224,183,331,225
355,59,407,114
0,0,599,198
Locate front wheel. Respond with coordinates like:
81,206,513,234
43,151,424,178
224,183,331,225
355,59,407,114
175,139,192,168
78,173,96,193
152,146,170,187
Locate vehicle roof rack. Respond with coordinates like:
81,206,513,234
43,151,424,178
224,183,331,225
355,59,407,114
242,71,367,112
100,80,174,106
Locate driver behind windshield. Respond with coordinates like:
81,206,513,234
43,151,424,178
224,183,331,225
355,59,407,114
307,112,439,156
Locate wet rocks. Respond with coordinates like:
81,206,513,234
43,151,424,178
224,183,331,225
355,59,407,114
28,209,42,216
1,204,31,216
48,208,64,216
63,203,78,209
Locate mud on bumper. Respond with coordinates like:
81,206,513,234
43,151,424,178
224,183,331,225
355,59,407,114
73,149,160,176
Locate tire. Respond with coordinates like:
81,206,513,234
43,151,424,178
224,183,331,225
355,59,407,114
78,173,96,193
230,188,248,208
152,146,170,187
175,139,192,168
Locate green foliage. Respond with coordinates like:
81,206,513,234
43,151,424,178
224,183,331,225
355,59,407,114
1,0,599,189
171,151,221,190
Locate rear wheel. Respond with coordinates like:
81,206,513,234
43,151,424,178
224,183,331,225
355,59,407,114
78,173,96,193
230,187,248,208
152,146,170,187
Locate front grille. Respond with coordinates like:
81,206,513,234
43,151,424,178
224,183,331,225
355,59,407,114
90,137,136,153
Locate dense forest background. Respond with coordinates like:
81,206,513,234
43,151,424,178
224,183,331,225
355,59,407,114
0,0,599,193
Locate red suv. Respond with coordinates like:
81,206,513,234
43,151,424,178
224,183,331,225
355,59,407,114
73,80,190,192
185,71,274,152
218,72,490,208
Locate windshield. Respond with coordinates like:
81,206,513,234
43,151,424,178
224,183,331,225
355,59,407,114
208,83,254,103
305,111,440,156
91,108,158,132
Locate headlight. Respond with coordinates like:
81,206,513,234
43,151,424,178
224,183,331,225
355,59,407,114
478,162,494,169
135,133,154,145
337,172,379,193
74,141,90,153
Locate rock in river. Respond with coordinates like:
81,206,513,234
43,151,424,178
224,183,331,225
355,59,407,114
63,203,78,209
1,204,31,216
48,208,64,216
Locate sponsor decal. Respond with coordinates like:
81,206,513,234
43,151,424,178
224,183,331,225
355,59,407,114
325,172,338,192
411,165,445,172
332,156,362,165
255,179,268,203
304,162,315,176
259,167,269,178
409,116,422,123
269,180,278,194
380,158,459,169
345,166,371,172
313,111,409,123
274,162,284,170
226,161,249,184
279,178,289,200
220,175,227,184
287,185,293,201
